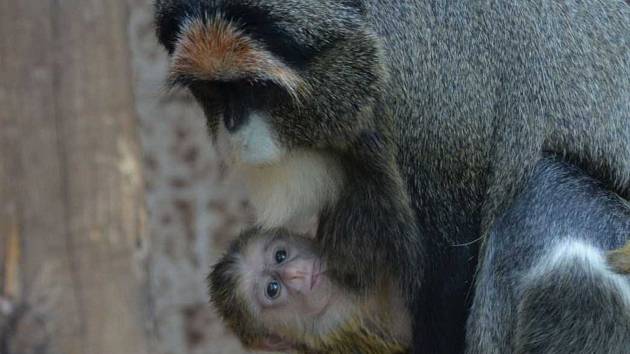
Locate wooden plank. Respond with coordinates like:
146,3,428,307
0,0,149,353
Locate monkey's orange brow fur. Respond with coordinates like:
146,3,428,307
170,16,305,98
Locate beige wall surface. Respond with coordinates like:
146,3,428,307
0,0,253,353
127,0,252,353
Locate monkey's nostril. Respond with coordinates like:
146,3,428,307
224,111,234,131
223,106,248,132
222,86,250,132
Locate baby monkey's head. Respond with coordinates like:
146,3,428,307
209,228,344,351
209,228,410,353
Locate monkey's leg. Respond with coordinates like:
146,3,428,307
515,241,630,354
465,234,518,354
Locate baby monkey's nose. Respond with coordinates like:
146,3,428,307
281,261,313,292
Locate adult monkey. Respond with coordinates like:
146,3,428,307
154,1,630,352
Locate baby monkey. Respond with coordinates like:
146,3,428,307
208,228,411,354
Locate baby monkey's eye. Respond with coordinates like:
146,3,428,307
275,249,287,264
266,280,281,299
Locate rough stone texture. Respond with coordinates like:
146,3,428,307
127,1,253,353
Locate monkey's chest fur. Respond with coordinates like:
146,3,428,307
293,319,409,354
214,114,344,233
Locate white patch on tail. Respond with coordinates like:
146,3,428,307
534,240,630,306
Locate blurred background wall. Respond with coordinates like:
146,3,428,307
0,1,251,353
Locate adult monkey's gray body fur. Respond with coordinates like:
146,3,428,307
154,0,630,352
467,157,630,354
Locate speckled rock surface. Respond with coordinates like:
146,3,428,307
127,1,253,353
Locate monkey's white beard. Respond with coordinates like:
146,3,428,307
230,111,285,165
214,111,285,165
240,149,344,232
214,113,344,232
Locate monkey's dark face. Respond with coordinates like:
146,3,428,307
155,0,385,161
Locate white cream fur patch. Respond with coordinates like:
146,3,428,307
214,112,344,231
240,149,344,230
232,111,285,165
214,111,286,165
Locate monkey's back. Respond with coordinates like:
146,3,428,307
365,0,629,234
363,0,629,350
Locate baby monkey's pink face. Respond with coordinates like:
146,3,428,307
240,233,331,315
238,233,338,350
